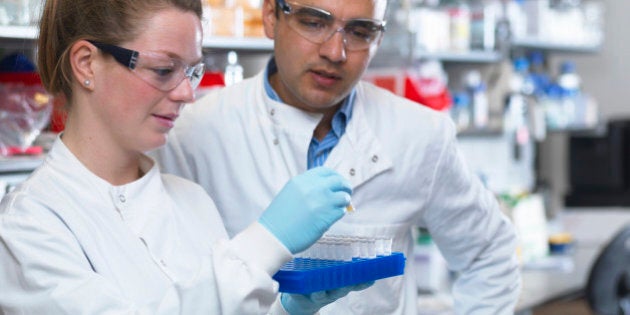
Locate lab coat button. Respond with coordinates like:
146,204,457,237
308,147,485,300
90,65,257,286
371,155,379,163
160,259,167,267
118,195,126,203
270,109,275,116
349,168,356,176
273,139,279,145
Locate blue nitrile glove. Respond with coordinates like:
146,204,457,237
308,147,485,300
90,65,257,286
280,282,374,315
258,166,352,254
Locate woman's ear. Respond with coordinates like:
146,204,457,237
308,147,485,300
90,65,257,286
262,0,277,40
69,40,98,90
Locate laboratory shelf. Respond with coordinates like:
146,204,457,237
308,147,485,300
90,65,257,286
202,36,273,52
0,27,275,52
414,50,504,63
0,25,37,40
511,37,603,54
457,128,504,138
547,124,606,135
0,155,44,173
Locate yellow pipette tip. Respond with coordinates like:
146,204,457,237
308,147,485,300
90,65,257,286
345,203,356,214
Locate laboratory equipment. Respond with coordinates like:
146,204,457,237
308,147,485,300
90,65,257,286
0,73,53,156
273,235,405,294
223,51,243,86
463,70,489,129
565,120,630,207
450,91,471,132
586,224,630,314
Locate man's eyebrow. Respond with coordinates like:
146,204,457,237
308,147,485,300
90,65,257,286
295,6,333,21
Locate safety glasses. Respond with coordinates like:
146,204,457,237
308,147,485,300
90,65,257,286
276,0,386,51
88,40,205,92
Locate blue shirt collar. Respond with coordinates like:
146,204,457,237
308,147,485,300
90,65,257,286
263,57,355,137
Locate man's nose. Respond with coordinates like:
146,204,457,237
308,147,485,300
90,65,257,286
319,27,347,63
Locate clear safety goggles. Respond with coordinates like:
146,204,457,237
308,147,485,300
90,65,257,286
88,41,205,92
276,0,386,51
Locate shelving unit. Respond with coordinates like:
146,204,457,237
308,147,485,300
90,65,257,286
0,25,37,40
202,36,273,52
457,127,504,138
0,2,608,207
512,37,602,54
0,25,273,52
0,155,44,173
415,50,503,63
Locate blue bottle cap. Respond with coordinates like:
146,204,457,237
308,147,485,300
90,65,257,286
513,57,529,72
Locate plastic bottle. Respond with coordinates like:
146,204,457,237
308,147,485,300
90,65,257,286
504,57,534,157
512,57,535,96
525,52,549,140
506,0,527,41
540,84,567,130
409,59,452,112
528,51,551,97
463,70,489,129
450,91,471,132
223,50,243,86
447,1,471,52
557,60,581,93
472,83,489,129
493,1,511,56
469,0,495,51
556,60,582,128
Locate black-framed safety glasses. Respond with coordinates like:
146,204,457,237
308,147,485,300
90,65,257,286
88,40,205,92
276,0,386,51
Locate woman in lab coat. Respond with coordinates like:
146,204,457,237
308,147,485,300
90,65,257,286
0,0,363,314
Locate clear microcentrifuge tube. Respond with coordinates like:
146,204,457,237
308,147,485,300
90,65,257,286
375,238,384,256
341,240,353,261
367,238,377,258
351,238,361,259
298,234,393,261
383,237,393,256
359,238,369,258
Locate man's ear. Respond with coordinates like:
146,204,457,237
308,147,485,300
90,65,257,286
69,40,98,90
262,0,277,40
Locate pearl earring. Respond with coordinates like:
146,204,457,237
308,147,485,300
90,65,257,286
84,79,91,86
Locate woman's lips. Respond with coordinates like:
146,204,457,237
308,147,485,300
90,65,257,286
153,113,177,128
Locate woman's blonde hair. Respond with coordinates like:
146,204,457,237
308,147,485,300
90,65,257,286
37,0,202,101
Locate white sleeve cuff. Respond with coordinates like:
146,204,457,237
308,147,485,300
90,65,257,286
267,297,290,315
229,221,293,275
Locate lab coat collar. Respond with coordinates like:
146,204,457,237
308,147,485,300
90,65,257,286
256,70,323,137
47,136,165,223
255,72,393,188
324,82,393,188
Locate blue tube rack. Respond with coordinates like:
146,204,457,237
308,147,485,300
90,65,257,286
273,252,406,294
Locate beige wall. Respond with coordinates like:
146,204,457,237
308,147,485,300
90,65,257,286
539,0,629,215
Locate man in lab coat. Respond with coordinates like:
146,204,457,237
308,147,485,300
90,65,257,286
153,0,521,313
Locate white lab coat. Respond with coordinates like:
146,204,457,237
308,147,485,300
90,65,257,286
153,70,522,315
0,137,293,315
